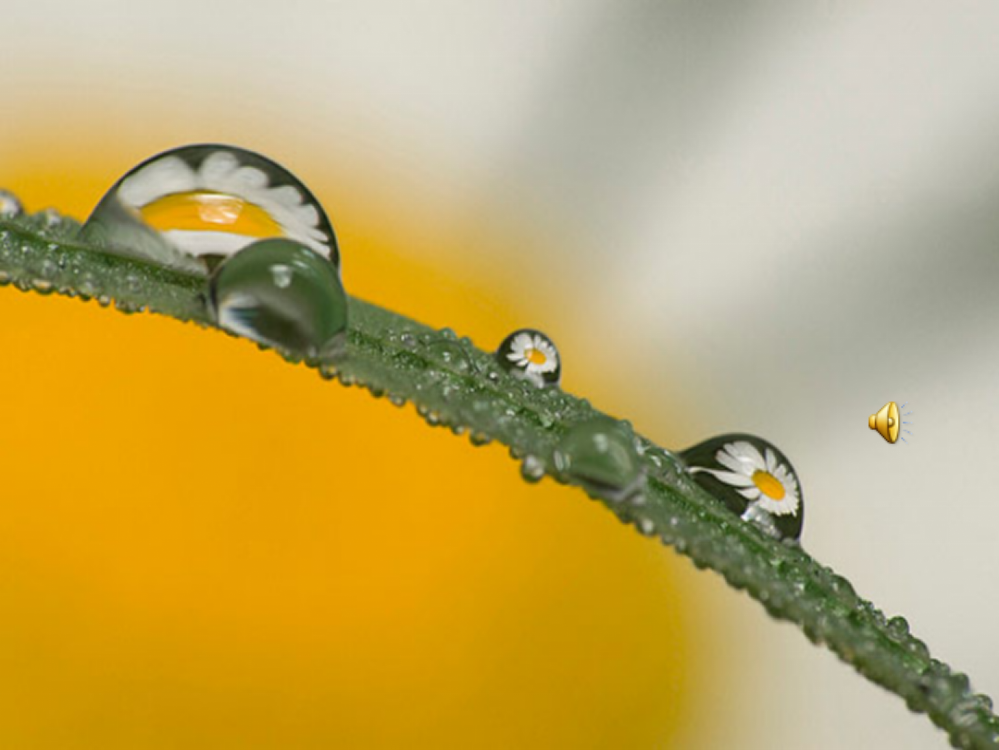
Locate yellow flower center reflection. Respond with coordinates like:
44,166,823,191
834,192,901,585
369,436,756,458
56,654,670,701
752,470,786,501
526,347,547,365
140,190,282,237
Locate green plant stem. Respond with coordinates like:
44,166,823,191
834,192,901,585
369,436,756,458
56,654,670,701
1,209,996,749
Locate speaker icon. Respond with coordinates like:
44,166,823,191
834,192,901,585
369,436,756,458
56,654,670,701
868,401,912,444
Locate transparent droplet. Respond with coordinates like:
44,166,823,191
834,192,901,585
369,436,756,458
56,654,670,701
553,416,643,500
496,328,561,387
210,238,347,361
520,455,546,483
0,190,24,218
81,144,339,274
680,433,804,541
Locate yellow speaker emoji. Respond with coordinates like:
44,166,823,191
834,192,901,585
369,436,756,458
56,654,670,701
869,401,904,444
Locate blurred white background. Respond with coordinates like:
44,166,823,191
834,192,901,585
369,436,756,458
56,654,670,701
3,2,999,748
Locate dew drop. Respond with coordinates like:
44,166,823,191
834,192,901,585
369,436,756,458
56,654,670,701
0,190,24,218
469,431,492,447
680,433,804,541
495,328,561,387
427,339,472,373
887,615,911,639
81,144,339,274
553,416,643,500
209,238,347,361
520,455,546,483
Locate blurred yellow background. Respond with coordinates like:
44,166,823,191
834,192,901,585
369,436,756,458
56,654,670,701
0,137,717,748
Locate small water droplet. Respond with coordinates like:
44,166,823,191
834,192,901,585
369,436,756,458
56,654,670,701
638,517,655,535
887,615,910,639
520,455,546,483
78,273,100,299
427,339,471,373
680,433,804,541
81,144,339,274
553,416,643,500
388,394,406,407
495,328,561,387
0,190,24,218
399,332,417,350
469,431,492,447
38,259,58,281
210,238,347,361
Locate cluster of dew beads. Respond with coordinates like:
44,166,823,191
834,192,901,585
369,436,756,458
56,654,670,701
83,145,347,361
553,416,645,502
680,433,804,542
495,328,561,387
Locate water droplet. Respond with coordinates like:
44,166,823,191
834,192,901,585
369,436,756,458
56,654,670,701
81,144,339,274
495,328,560,387
553,416,643,500
427,339,471,373
680,433,804,541
520,455,546,483
469,431,492,447
0,190,23,218
209,238,347,361
887,615,910,639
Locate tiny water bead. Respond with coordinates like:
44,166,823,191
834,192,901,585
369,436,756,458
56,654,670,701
82,145,339,273
553,417,643,500
0,190,24,218
680,434,804,541
209,238,347,361
496,328,560,387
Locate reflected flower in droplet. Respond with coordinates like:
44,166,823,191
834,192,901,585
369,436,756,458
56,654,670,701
496,328,560,387
680,433,804,541
82,145,339,274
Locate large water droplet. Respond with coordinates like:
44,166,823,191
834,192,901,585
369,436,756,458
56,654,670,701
82,145,339,274
680,433,804,541
0,190,23,219
553,416,643,499
209,238,347,360
496,328,561,387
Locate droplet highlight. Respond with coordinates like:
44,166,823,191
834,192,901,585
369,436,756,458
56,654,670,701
553,416,643,500
209,238,347,361
82,144,339,273
496,328,561,387
680,433,804,541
